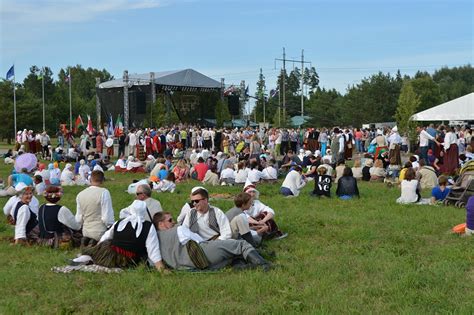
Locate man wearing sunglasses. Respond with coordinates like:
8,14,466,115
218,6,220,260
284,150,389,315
154,212,271,271
181,187,232,241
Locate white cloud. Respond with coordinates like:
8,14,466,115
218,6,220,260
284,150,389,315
0,0,164,24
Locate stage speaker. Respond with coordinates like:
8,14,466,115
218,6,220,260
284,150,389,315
227,95,240,115
135,92,146,114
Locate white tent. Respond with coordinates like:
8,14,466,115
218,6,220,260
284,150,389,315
411,93,474,121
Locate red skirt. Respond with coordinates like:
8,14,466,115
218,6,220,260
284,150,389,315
442,144,459,175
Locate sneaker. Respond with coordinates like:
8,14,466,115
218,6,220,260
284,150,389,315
274,232,288,240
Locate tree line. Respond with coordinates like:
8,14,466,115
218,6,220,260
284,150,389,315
253,64,473,128
0,64,472,140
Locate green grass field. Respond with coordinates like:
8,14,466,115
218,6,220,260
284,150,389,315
0,161,472,314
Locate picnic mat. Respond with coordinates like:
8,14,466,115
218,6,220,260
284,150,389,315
52,264,123,274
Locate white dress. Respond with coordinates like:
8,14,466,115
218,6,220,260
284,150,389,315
396,180,419,204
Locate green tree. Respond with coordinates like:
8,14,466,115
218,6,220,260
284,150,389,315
410,75,441,111
147,98,167,127
215,99,231,127
254,68,266,122
395,81,420,142
0,80,16,141
303,66,320,94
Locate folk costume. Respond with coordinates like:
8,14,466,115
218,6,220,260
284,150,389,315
81,200,161,268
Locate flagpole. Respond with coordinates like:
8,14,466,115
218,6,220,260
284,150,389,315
69,70,72,130
13,67,17,138
42,68,45,131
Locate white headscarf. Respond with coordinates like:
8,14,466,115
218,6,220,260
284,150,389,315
117,200,147,238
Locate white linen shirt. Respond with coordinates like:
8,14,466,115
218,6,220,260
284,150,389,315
419,130,435,147
182,206,232,241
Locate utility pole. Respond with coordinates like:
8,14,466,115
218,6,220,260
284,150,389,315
123,70,129,133
259,68,266,124
301,49,304,118
150,72,156,127
41,68,45,131
95,77,101,130
275,48,311,123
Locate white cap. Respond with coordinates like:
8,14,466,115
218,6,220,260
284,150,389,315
15,182,28,192
191,186,207,194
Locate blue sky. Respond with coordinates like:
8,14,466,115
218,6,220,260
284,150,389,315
1,0,472,111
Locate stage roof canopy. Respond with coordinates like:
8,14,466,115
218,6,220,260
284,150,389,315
411,93,474,121
98,69,221,90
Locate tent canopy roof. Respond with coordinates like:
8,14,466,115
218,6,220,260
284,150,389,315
411,93,474,121
98,69,221,90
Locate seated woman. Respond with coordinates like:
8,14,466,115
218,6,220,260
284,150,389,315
351,158,363,180
77,159,91,185
312,166,332,198
70,200,165,271
304,155,321,179
370,159,386,181
202,167,219,186
60,163,76,186
172,159,189,183
336,167,359,200
334,159,346,183
398,161,413,182
234,161,248,184
430,175,451,204
8,184,39,245
153,172,176,193
49,162,61,186
262,159,278,181
38,186,82,248
396,167,421,204
247,161,264,183
126,155,145,173
280,165,306,197
157,165,169,181
220,163,236,185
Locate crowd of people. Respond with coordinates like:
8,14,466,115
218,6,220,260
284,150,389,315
2,122,473,272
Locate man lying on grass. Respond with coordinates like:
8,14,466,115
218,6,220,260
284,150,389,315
154,212,272,271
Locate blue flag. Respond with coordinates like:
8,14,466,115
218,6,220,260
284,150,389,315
6,65,14,80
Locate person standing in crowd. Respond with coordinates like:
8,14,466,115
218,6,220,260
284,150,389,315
417,126,439,165
387,126,402,166
330,128,345,163
442,126,459,175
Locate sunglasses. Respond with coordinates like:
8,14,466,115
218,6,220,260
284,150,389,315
190,198,205,206
166,218,173,223
136,192,144,196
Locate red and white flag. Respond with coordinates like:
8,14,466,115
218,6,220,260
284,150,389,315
86,115,94,134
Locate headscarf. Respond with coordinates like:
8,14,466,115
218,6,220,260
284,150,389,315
117,200,147,238
48,163,54,170
63,163,72,171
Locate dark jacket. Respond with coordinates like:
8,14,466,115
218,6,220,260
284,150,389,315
336,176,360,197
